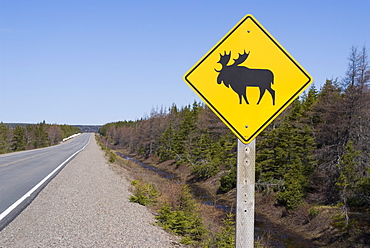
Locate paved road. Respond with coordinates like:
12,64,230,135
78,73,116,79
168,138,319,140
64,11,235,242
0,133,91,230
0,134,182,247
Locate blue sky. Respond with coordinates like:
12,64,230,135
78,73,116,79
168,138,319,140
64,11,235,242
1,0,369,125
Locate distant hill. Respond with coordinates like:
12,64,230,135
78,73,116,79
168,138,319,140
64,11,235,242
72,125,102,133
3,123,31,128
4,123,101,133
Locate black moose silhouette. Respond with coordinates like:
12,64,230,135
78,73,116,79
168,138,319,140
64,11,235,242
215,51,275,105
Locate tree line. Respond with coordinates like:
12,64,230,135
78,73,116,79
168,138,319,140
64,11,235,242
0,121,81,154
99,45,370,221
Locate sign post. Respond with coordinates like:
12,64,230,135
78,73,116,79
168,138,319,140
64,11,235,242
184,14,312,247
236,139,255,247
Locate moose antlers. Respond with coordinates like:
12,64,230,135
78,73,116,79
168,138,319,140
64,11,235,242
217,51,232,66
215,51,250,70
233,50,250,65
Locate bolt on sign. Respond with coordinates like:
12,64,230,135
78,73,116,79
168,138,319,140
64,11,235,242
184,14,313,143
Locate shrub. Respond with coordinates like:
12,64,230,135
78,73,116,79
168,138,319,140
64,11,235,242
276,172,305,209
219,167,236,193
276,185,304,210
108,151,116,163
155,185,207,244
206,213,235,248
356,176,370,206
191,160,219,180
308,206,320,220
129,180,159,206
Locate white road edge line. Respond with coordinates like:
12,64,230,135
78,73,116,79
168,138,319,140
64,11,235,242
0,135,91,222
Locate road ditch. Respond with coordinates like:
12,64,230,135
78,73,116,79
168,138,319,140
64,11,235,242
113,150,316,247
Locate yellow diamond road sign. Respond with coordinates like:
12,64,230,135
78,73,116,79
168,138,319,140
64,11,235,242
184,14,313,143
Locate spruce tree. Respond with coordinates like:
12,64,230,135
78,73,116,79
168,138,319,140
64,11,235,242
0,123,9,154
157,121,175,162
218,133,238,192
11,126,26,151
173,103,200,164
33,123,50,148
256,125,281,181
277,158,306,209
336,141,360,226
257,98,316,209
190,130,219,179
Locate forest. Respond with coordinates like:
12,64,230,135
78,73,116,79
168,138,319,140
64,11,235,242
99,46,370,246
0,121,81,154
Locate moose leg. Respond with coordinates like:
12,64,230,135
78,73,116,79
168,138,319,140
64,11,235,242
267,88,275,105
244,88,249,104
257,88,266,105
243,95,249,104
238,92,249,104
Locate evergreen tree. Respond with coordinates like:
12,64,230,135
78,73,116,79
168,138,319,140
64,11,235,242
217,132,237,170
190,130,220,179
301,85,320,129
218,133,238,192
0,123,10,154
256,99,316,209
60,124,81,139
157,121,175,162
173,103,200,164
357,167,370,206
11,126,26,151
336,141,360,226
156,185,207,244
219,166,236,193
277,158,306,209
33,123,50,148
208,213,235,247
302,85,319,110
256,125,281,181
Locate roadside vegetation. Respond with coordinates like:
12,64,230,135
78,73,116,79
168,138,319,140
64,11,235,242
99,45,370,247
97,136,237,247
0,121,81,154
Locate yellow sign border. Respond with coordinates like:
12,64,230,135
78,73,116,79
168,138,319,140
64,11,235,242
184,14,312,143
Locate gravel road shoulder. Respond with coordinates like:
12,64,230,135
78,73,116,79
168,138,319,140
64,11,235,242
0,134,182,247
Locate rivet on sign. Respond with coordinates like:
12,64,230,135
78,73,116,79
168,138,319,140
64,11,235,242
245,125,249,128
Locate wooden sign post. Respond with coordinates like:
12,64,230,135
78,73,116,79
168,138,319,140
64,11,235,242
236,139,255,247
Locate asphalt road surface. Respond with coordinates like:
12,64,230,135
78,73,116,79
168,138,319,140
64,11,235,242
0,133,91,230
0,134,182,247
